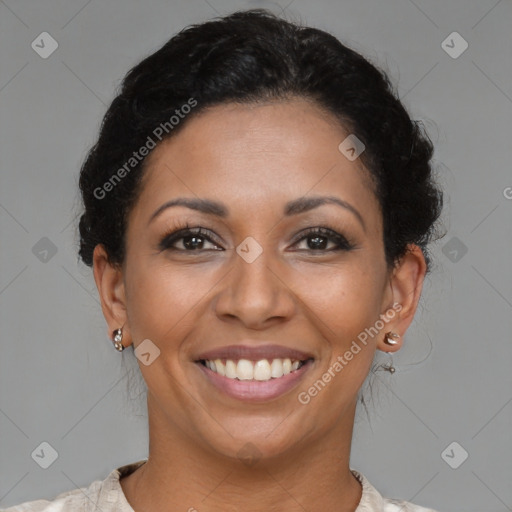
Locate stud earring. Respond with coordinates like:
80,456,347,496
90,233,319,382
112,328,125,352
384,331,400,345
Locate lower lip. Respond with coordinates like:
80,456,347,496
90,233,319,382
196,360,314,402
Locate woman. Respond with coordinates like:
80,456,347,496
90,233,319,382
6,9,443,512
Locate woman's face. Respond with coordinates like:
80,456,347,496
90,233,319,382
96,98,421,461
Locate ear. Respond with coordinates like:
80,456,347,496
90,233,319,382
377,244,427,353
92,244,131,348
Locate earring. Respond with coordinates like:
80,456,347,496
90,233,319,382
382,352,396,374
373,351,396,374
384,331,400,345
112,328,125,352
382,331,400,373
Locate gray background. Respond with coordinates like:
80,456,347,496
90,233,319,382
1,1,511,511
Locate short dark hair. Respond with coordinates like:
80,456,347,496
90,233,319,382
77,8,444,274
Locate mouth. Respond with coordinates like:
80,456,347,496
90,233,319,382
193,344,315,402
197,357,313,381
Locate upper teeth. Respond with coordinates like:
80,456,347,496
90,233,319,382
203,358,303,381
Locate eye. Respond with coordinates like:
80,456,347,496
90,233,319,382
291,227,355,252
158,224,356,253
159,227,223,252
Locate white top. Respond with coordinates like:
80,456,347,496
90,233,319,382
2,459,438,512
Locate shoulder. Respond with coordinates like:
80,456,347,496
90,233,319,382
0,460,147,512
351,468,439,512
0,481,95,512
0,483,98,512
382,498,439,512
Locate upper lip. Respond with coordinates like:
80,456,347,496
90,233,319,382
195,344,315,362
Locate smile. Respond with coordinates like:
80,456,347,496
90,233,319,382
199,357,311,381
196,357,315,402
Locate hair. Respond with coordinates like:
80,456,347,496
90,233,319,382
76,9,445,416
78,8,444,275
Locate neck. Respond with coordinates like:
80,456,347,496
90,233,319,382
120,396,363,512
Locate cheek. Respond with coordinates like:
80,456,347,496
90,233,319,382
290,258,383,339
125,260,210,342
295,264,380,409
290,259,383,392
123,263,210,393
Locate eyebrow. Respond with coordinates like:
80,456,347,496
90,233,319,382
284,196,366,232
148,198,228,226
148,195,366,231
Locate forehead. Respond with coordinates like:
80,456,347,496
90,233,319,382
130,98,379,229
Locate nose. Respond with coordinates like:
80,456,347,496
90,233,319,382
213,247,296,330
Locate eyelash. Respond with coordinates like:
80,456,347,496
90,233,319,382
158,222,356,253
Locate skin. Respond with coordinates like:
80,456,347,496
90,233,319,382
93,97,426,512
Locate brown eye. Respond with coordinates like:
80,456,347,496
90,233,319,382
159,228,223,252
292,227,355,252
